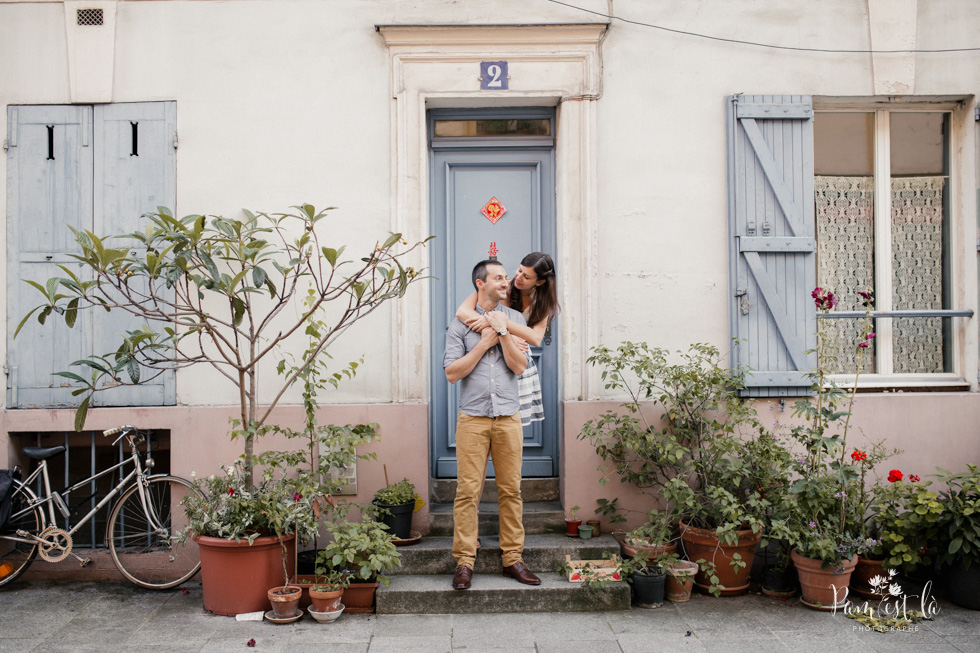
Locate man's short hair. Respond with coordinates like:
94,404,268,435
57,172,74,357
471,259,503,290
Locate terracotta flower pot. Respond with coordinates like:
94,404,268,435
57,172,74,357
850,556,889,600
342,581,379,614
565,520,582,537
791,548,857,610
309,586,344,613
267,585,302,619
664,560,699,602
194,533,296,616
617,533,679,561
679,520,761,596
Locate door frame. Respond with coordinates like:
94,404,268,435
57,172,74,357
427,107,558,478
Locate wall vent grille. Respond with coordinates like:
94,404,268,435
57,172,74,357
76,8,104,26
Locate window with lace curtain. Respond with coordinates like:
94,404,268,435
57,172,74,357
813,111,950,376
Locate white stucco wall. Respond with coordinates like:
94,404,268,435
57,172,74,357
1,0,978,463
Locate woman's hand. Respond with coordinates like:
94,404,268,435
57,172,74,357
513,336,530,355
465,314,490,332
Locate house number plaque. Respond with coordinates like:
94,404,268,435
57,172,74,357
480,61,509,90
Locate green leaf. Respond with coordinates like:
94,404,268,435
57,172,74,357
74,396,90,432
127,358,140,384
252,266,267,288
382,233,401,249
322,247,338,267
52,371,88,384
65,298,79,328
232,298,246,327
950,537,963,554
13,306,42,338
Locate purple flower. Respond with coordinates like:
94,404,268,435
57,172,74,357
808,521,817,530
812,287,838,310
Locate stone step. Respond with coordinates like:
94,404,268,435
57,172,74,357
390,533,622,576
428,500,565,536
376,572,631,614
429,477,560,504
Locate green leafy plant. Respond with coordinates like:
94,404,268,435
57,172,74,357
374,478,417,506
16,203,431,485
565,505,581,521
579,342,771,546
934,464,980,570
319,509,402,585
769,287,874,565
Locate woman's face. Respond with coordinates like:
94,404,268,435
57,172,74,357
513,265,542,292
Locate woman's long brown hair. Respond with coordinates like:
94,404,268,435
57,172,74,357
509,252,560,328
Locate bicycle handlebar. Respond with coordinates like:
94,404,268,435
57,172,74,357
103,425,139,446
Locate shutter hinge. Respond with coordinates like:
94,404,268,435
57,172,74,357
975,106,979,121
976,237,980,252
3,365,11,390
2,138,8,152
172,131,178,149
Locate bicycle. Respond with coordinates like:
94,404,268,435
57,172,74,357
0,425,201,589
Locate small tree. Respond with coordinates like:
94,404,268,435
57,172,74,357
17,203,430,484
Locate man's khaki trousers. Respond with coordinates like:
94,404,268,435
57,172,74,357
452,411,525,569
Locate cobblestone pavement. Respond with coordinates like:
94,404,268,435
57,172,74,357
0,579,977,653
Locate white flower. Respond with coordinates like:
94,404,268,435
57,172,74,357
888,583,903,596
869,575,887,589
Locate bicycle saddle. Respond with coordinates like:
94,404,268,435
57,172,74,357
22,446,66,460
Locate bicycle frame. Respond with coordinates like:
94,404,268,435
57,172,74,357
10,437,163,545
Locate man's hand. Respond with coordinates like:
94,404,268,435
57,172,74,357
479,327,500,349
485,311,508,333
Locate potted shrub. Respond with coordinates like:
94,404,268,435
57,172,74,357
178,459,319,616
319,509,402,613
373,478,418,540
564,505,582,537
934,464,980,610
580,342,778,596
18,203,430,614
664,559,699,602
769,288,873,610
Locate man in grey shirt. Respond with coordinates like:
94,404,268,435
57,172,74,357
443,259,541,590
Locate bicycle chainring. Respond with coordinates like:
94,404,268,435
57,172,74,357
37,526,73,562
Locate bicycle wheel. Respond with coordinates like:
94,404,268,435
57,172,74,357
107,475,201,589
0,481,44,589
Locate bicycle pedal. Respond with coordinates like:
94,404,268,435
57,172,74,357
79,558,92,567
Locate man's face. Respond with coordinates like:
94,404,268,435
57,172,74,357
480,263,510,303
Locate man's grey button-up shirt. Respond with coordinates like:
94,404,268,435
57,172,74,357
443,303,528,418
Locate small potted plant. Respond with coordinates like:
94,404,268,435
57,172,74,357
564,505,582,537
621,550,667,609
373,477,419,540
320,509,402,613
308,568,351,621
934,464,980,610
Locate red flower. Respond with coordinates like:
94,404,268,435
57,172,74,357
247,639,256,647
812,287,838,311
910,474,921,483
851,450,867,462
227,487,235,496
888,470,903,483
293,493,302,501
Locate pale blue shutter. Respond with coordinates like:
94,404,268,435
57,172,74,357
6,105,94,407
92,102,177,406
727,95,816,396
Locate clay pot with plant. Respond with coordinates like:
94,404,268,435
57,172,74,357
373,476,421,540
564,505,582,537
580,342,780,597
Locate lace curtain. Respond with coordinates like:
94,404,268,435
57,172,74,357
814,175,945,374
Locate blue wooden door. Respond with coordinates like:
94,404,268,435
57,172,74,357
428,109,558,478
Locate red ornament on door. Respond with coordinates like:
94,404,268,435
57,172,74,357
481,197,507,224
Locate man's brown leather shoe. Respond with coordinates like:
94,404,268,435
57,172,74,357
453,565,473,590
502,561,541,585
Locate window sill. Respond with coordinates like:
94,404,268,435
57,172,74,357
826,374,971,393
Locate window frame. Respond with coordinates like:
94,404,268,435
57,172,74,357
813,98,973,389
